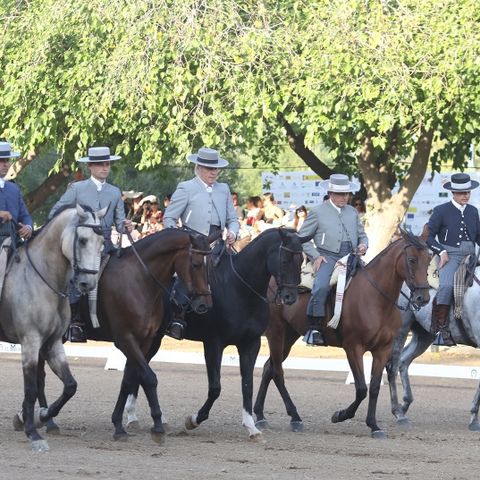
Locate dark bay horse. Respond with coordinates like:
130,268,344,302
253,229,431,438
386,271,480,431
26,228,214,443
0,205,106,452
124,228,306,440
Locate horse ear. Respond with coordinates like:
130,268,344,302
207,230,222,244
298,233,314,244
96,206,108,220
419,223,429,242
76,204,88,221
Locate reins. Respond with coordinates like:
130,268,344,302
25,221,104,298
124,229,212,304
359,242,429,311
228,239,302,304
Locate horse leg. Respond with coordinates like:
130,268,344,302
125,384,141,429
398,327,434,417
365,350,391,439
40,341,78,423
237,337,263,440
386,321,411,426
331,348,367,426
254,325,303,432
469,381,480,431
185,340,223,432
20,339,49,452
37,354,60,434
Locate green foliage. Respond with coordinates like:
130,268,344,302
1,0,480,196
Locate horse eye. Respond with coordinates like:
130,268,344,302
79,238,87,246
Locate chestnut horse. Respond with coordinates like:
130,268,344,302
16,228,214,443
253,229,431,438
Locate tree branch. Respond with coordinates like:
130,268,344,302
278,113,334,179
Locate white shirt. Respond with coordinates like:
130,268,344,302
196,176,215,193
0,178,4,188
90,177,106,192
329,199,342,214
451,199,466,214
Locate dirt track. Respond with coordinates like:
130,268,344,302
1,346,480,480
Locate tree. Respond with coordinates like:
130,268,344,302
1,0,479,255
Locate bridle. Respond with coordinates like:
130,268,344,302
360,241,430,311
124,229,212,306
26,222,104,298
229,241,303,304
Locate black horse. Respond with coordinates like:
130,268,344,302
124,228,306,439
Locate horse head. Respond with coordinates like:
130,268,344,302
174,232,213,315
270,228,304,305
397,227,431,309
62,204,106,294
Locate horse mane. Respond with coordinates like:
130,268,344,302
120,228,189,255
32,204,96,239
366,229,427,268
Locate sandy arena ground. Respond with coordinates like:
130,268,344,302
1,340,480,480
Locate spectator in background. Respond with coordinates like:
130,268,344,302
350,195,366,224
292,205,308,231
231,191,244,221
262,192,284,226
142,195,163,236
245,196,264,231
163,193,172,210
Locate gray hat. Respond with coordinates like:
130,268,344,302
0,141,21,159
320,174,359,193
79,146,121,163
123,190,143,199
187,147,229,168
443,173,479,191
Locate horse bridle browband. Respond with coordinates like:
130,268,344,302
360,242,430,311
25,222,104,298
229,242,303,304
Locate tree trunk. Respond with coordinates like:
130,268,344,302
6,150,37,180
25,164,71,212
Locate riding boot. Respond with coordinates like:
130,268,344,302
65,301,87,343
431,302,456,347
165,305,187,341
303,315,325,346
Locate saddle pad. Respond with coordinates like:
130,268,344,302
299,259,314,291
0,238,12,299
88,255,111,328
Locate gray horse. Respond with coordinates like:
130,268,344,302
386,273,480,431
0,205,106,452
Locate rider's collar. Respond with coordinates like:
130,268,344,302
451,199,467,213
90,176,106,192
0,178,4,188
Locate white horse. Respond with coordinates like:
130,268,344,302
0,205,106,452
387,268,480,431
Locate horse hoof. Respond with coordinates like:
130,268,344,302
13,413,24,431
290,421,304,433
255,419,269,431
331,411,341,423
249,432,265,443
113,431,129,442
31,439,49,453
150,429,166,445
469,420,480,432
371,430,387,439
396,417,410,428
126,420,140,430
46,422,61,435
162,422,172,434
185,415,198,431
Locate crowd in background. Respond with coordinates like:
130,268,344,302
118,189,367,244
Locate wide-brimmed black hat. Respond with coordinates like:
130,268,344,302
443,173,479,191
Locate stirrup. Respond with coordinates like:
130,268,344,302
166,321,185,341
303,329,324,346
432,331,456,347
66,323,87,343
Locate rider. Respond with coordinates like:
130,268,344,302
162,146,240,340
426,172,480,347
298,173,368,346
48,146,133,342
0,141,33,245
